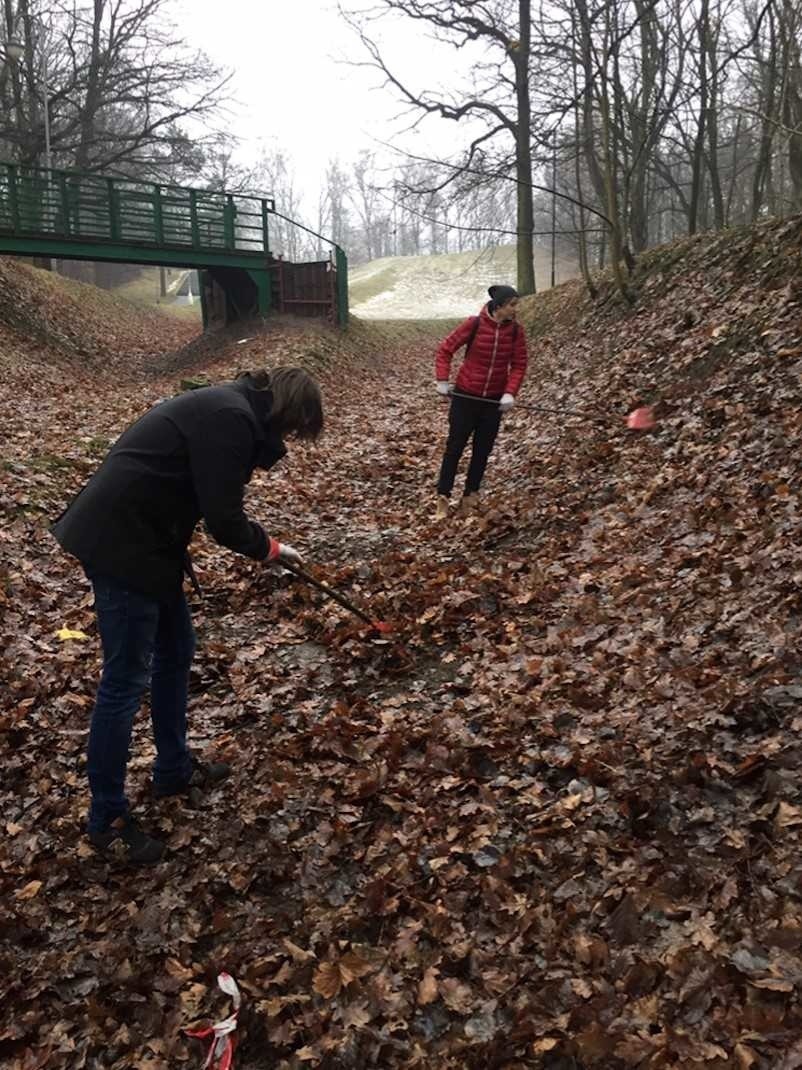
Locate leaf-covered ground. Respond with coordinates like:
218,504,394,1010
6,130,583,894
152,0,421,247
2,217,802,1070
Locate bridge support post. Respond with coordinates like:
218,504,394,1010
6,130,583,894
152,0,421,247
335,246,349,326
247,269,271,317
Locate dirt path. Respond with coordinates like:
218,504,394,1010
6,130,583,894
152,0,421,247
3,314,802,1069
1,331,519,1069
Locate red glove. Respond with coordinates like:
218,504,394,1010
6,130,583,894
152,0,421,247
267,538,302,565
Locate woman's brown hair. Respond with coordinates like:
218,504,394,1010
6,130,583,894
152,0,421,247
242,367,323,441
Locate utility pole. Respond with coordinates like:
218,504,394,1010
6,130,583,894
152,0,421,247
41,39,51,172
550,144,557,289
393,181,398,256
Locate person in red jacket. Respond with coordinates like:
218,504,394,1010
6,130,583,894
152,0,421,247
434,285,528,518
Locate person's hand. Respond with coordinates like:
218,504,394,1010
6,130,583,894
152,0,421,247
278,543,302,565
436,381,452,397
499,393,515,413
268,538,302,566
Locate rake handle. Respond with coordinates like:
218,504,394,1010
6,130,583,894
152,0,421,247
447,390,615,424
280,559,377,628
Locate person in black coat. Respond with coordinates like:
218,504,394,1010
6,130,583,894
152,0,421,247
52,367,323,863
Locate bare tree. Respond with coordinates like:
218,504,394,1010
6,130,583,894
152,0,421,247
255,148,309,261
0,0,230,179
342,0,537,293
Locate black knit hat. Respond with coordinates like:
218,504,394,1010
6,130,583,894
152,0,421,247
488,284,518,311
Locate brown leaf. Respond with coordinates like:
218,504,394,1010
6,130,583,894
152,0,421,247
164,958,193,983
734,1042,759,1068
749,977,794,992
313,962,342,999
341,1000,373,1029
532,1038,561,1054
14,880,43,901
283,939,315,962
417,966,440,1006
571,977,594,999
615,1035,662,1064
439,977,474,1014
338,952,373,984
775,801,802,828
180,982,209,1019
576,1021,616,1060
295,1045,321,1062
574,933,609,968
607,893,641,945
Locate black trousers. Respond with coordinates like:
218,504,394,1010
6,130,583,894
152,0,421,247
437,394,502,497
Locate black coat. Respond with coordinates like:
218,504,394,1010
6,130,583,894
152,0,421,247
52,375,287,599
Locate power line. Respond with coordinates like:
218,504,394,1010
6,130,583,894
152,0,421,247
373,185,605,238
370,135,614,227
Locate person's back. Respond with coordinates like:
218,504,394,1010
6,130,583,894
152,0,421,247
53,377,283,598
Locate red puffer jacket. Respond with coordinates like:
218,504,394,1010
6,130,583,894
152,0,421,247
435,304,528,398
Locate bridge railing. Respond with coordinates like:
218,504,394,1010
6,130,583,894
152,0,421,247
0,163,275,255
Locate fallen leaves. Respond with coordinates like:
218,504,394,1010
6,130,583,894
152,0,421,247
55,628,90,641
14,879,43,900
417,966,440,1005
312,952,373,999
3,220,802,1068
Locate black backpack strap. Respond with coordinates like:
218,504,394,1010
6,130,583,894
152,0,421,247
464,316,481,355
466,316,516,356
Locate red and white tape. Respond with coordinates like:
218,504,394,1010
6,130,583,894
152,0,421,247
185,972,241,1070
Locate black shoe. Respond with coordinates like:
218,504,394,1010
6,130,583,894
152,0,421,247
152,756,232,800
88,815,165,865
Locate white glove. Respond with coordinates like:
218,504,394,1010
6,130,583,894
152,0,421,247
277,542,302,565
499,393,515,412
268,539,302,566
436,381,452,396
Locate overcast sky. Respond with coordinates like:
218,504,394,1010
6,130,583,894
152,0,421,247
179,0,485,211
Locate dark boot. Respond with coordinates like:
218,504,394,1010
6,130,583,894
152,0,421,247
88,815,165,865
152,755,232,803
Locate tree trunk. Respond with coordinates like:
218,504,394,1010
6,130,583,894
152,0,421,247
514,0,536,294
705,0,725,229
573,0,608,210
628,0,657,252
2,0,25,158
780,3,802,210
600,93,631,301
688,0,710,234
573,0,630,297
599,9,632,302
573,72,598,297
752,5,778,220
786,81,802,209
725,114,743,223
75,0,106,171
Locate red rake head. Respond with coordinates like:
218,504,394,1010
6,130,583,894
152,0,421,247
372,620,394,635
627,406,656,431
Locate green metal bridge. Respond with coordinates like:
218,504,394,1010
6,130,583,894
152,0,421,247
0,161,348,327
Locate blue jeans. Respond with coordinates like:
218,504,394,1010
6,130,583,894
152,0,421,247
86,573,195,833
